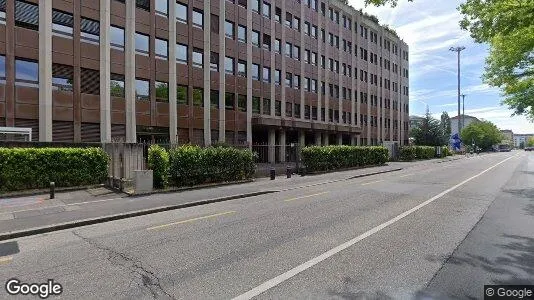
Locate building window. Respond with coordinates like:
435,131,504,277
263,34,271,51
285,42,292,58
252,30,260,47
252,63,260,80
193,88,203,106
238,0,247,8
192,48,203,68
52,10,74,38
238,94,246,112
285,12,292,28
80,68,99,95
293,17,300,31
225,92,234,110
15,59,38,87
294,75,300,89
210,90,219,108
155,81,169,102
274,39,281,53
0,55,5,83
252,97,260,114
155,0,168,17
136,0,150,11
135,79,150,101
176,2,188,23
52,64,73,92
286,102,293,117
237,25,247,43
262,2,271,18
176,43,188,64
135,32,149,56
274,69,281,85
263,66,270,83
110,74,125,98
294,45,300,60
81,18,100,45
237,60,246,77
294,103,301,118
225,20,235,39
155,38,168,59
110,26,125,50
177,85,188,104
275,7,282,23
285,72,292,88
225,56,234,75
0,4,5,25
275,100,281,116
211,14,219,34
252,0,260,13
210,52,219,72
15,1,39,31
192,9,203,29
263,98,271,115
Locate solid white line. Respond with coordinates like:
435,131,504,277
232,154,518,300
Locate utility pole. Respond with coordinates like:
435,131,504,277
461,94,466,129
449,46,466,136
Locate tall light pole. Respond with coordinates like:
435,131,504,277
449,46,466,136
461,94,466,130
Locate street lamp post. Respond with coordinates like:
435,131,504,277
449,46,466,136
461,94,466,129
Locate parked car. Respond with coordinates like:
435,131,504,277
525,147,534,151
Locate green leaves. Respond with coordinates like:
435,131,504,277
147,145,170,189
167,145,256,187
459,0,534,120
301,146,389,172
410,111,448,146
460,120,504,150
0,147,108,192
398,146,449,161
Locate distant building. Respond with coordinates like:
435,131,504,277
450,115,480,136
500,129,514,145
513,134,534,148
409,115,425,131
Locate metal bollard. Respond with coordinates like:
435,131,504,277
50,182,55,199
286,166,292,178
270,168,276,180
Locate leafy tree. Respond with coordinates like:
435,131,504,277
460,120,503,151
410,110,446,146
459,0,534,120
527,137,534,147
363,0,412,6
440,111,452,140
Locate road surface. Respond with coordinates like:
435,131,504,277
0,151,532,299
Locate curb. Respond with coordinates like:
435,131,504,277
0,190,276,242
0,184,107,200
125,179,255,197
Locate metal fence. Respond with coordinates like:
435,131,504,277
252,144,300,163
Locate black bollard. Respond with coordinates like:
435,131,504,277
270,168,276,180
286,166,292,178
50,182,55,199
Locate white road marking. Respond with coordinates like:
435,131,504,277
232,153,519,300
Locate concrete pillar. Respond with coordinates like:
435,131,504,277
337,133,343,145
279,130,286,163
315,132,322,146
38,0,52,141
203,2,211,146
125,0,136,143
298,130,305,147
245,2,252,148
168,0,177,143
218,0,226,142
99,0,111,142
351,134,357,146
323,133,329,146
357,134,361,146
268,128,276,163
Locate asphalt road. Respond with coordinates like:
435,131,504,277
0,151,531,299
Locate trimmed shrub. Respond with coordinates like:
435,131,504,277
301,146,389,172
400,146,451,161
442,146,452,157
148,145,169,189
414,146,435,159
168,145,256,187
399,146,417,161
0,147,108,192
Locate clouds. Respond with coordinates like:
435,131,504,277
347,0,532,132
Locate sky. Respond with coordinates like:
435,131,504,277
349,0,534,134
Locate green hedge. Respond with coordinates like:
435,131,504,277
168,145,256,187
148,145,169,189
399,146,453,161
301,145,389,172
0,147,108,192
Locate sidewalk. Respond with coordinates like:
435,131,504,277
0,155,470,240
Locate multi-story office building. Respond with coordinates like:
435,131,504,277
0,0,409,157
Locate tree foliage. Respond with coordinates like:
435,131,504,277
459,0,534,120
527,137,534,147
460,120,503,151
410,111,447,146
363,0,413,6
440,112,452,139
